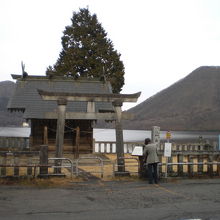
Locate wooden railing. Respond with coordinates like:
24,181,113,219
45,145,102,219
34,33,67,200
156,151,220,178
94,141,220,177
0,151,39,177
0,140,219,178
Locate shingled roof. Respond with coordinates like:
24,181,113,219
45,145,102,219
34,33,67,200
7,75,114,119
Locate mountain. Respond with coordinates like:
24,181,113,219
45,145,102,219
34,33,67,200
123,66,220,131
0,81,15,97
0,81,23,126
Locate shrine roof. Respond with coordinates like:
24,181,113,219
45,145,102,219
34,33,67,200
7,75,114,119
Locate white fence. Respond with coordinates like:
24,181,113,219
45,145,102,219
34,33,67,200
94,141,142,154
0,137,29,150
94,141,219,154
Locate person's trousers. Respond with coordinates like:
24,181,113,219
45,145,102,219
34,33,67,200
147,163,158,184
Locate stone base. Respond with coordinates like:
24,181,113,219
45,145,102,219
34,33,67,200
114,171,130,177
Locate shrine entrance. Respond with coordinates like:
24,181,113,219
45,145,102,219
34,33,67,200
38,90,141,173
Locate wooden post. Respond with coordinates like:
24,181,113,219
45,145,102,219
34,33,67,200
39,145,48,177
1,154,7,177
217,155,220,176
75,126,80,159
54,98,67,174
92,138,96,153
43,126,48,145
198,155,204,175
178,154,184,177
14,154,19,177
167,156,173,176
188,155,193,177
27,154,32,176
208,155,214,177
138,156,145,178
113,101,125,174
158,155,163,178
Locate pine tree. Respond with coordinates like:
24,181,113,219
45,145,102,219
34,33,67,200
46,8,125,93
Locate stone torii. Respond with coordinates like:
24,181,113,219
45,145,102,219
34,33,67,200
38,90,141,174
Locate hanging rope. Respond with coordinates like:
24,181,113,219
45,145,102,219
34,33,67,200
45,123,93,134
47,127,57,133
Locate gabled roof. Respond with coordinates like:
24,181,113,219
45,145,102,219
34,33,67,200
8,75,114,119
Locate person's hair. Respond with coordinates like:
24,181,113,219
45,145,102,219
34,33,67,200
145,138,151,145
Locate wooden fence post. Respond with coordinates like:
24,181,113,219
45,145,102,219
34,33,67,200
188,155,193,177
208,155,214,177
27,154,32,176
92,138,95,153
217,155,220,176
138,156,145,178
198,155,203,175
1,154,7,177
178,155,184,176
158,155,163,178
167,156,173,176
39,145,48,177
75,126,80,159
14,153,19,177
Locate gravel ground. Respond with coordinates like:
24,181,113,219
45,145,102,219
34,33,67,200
0,178,220,220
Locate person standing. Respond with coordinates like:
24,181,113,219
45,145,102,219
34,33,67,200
143,138,159,184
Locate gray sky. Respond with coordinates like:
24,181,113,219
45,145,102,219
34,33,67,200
1,0,220,110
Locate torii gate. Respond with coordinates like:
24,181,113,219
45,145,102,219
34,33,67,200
38,90,141,174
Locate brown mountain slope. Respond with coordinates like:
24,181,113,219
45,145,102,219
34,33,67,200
123,66,220,131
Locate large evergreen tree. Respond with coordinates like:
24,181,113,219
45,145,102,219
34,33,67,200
46,8,125,93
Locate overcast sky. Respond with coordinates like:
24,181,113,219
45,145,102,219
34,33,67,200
1,0,220,110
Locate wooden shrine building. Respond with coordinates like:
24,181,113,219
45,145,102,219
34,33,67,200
8,75,141,158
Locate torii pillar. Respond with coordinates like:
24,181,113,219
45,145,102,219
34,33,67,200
54,98,67,174
113,101,125,173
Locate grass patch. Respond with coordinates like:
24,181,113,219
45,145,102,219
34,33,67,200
0,176,84,187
